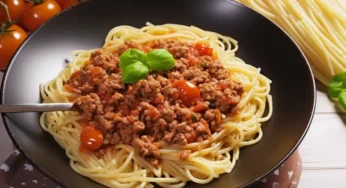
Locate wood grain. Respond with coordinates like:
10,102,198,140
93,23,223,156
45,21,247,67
300,169,346,187
300,114,346,169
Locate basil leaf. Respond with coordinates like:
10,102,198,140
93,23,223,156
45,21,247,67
338,90,346,110
121,61,149,84
147,49,176,71
328,72,346,98
119,49,147,69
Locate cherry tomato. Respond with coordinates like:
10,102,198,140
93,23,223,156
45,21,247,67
195,43,213,56
55,0,78,9
0,0,26,22
54,0,65,7
62,0,78,9
0,24,27,70
80,126,103,151
173,80,200,106
20,0,61,32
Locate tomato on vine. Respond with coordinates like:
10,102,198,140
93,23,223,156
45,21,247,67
0,0,26,22
0,1,27,70
55,0,79,9
20,0,61,32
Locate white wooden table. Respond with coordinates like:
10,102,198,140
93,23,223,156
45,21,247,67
0,72,344,187
299,82,346,187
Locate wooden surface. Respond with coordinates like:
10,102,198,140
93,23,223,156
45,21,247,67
0,72,344,187
299,82,346,188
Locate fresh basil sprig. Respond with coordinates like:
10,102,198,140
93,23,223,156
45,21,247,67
122,62,149,84
328,72,346,110
147,49,176,71
119,48,176,84
119,49,147,69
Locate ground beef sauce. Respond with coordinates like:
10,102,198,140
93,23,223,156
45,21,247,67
65,39,244,166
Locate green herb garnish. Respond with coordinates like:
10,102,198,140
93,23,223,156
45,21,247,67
119,49,147,69
191,114,198,122
122,62,149,84
147,49,176,71
328,72,346,110
200,61,207,68
119,48,176,84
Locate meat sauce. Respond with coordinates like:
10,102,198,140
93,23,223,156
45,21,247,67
65,39,244,165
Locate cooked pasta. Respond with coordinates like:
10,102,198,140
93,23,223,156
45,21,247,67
40,23,272,188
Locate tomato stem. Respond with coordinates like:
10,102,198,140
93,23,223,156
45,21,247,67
0,1,12,23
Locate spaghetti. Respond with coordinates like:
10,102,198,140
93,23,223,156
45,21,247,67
238,0,346,86
40,23,272,188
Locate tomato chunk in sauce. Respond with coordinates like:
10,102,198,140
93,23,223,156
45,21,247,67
173,80,200,106
195,43,213,56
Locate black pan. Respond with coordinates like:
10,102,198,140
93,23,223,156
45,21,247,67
0,0,316,187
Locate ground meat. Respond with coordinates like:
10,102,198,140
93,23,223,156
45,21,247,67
200,80,243,113
66,64,108,94
182,67,210,85
108,93,124,105
118,40,140,54
111,132,121,145
75,93,102,120
68,39,244,166
90,50,119,73
97,73,125,98
133,136,160,166
97,114,114,130
172,133,187,145
193,122,211,141
132,76,161,100
151,39,196,59
207,60,231,80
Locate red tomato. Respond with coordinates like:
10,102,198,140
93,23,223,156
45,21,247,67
20,0,61,32
91,66,103,78
188,55,199,65
148,107,159,118
193,103,207,112
70,70,80,79
54,0,65,6
195,43,213,56
80,126,103,151
216,82,227,90
0,24,27,71
64,84,73,92
0,0,26,22
55,0,78,9
173,80,201,106
62,0,78,9
186,131,196,143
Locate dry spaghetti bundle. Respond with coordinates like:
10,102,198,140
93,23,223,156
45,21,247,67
238,0,346,86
